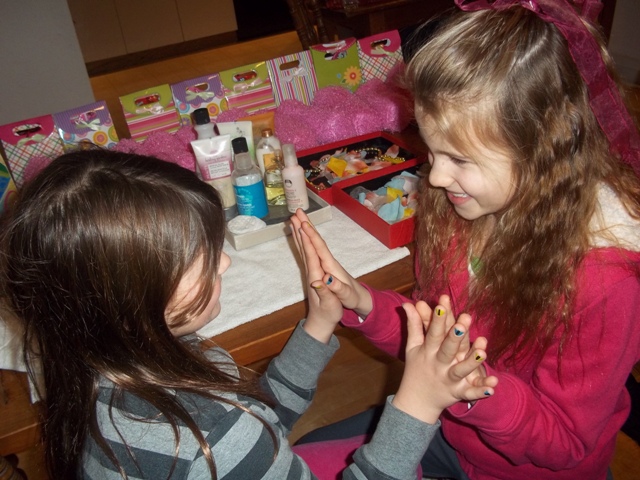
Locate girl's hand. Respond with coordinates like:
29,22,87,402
291,211,344,344
392,301,498,424
290,209,374,318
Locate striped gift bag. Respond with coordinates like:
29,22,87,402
219,61,277,114
119,84,181,141
0,114,64,188
267,51,319,106
357,30,403,84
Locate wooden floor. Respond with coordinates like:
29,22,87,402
12,29,640,480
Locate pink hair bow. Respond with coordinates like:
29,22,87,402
454,0,640,177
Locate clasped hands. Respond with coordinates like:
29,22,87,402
290,209,498,424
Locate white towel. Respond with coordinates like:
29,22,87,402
197,207,410,338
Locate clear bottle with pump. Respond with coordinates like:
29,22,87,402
256,128,282,175
281,143,309,213
231,137,269,218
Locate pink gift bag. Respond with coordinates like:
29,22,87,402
0,115,64,188
267,51,319,106
357,30,403,84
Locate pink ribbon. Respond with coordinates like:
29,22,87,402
455,0,640,177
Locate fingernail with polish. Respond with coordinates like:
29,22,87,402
436,307,445,317
311,283,322,290
475,354,483,362
326,275,333,285
454,328,464,337
484,390,491,396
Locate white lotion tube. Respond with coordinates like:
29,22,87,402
191,134,238,220
281,143,309,213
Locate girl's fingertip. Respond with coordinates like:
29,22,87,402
484,390,492,396
435,306,445,317
326,274,334,286
454,327,464,337
475,353,484,363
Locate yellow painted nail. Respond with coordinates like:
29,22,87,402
311,283,322,290
475,354,483,362
435,307,444,317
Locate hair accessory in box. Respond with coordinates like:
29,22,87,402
350,171,419,223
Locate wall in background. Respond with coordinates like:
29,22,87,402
0,0,95,125
68,0,238,63
609,0,640,84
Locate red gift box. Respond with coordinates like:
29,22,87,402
296,131,420,204
333,164,422,249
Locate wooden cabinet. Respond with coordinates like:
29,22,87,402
67,0,238,63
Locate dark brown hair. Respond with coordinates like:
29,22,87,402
1,149,272,478
406,8,640,365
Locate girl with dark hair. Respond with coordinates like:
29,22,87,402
291,1,640,479
1,148,495,479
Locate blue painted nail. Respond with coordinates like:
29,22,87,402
326,275,333,285
454,328,464,337
484,391,491,396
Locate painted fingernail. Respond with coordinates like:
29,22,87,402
454,328,464,337
475,354,484,362
326,275,334,285
311,283,322,290
484,390,491,396
435,307,445,317
305,220,317,232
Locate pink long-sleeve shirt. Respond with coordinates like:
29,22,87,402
342,244,640,480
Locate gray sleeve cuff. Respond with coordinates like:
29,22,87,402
272,319,339,390
356,395,440,479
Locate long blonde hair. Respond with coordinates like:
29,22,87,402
406,8,640,365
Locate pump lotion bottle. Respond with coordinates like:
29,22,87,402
281,143,309,213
